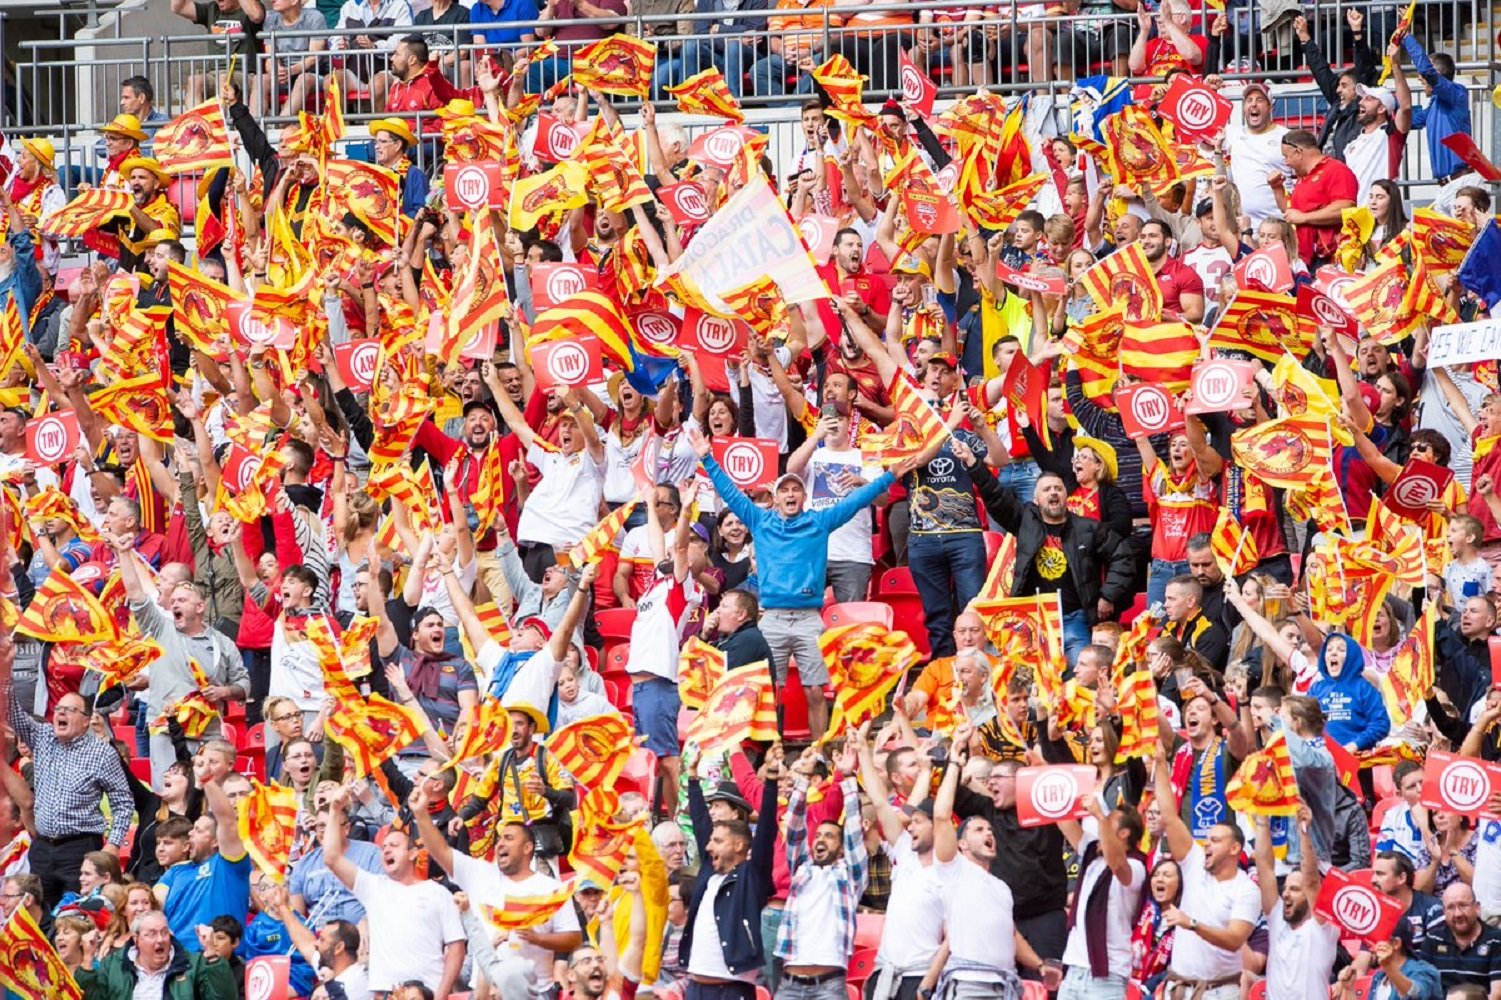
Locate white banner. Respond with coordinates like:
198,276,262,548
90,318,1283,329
1429,317,1501,368
656,174,829,309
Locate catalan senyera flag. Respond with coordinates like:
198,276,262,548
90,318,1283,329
1309,545,1391,646
1210,507,1260,577
677,637,726,712
567,490,644,569
1209,290,1312,362
859,375,950,467
1230,415,1333,492
444,698,514,771
39,188,133,239
326,692,424,778
546,713,634,791
1063,306,1126,408
532,290,634,370
1226,733,1301,817
1378,0,1418,83
578,127,655,214
321,72,346,152
973,532,1018,604
168,260,245,354
974,593,1067,705
820,624,921,738
1119,319,1199,390
811,53,876,130
509,161,590,231
1344,253,1454,346
324,160,401,247
469,443,507,536
484,880,577,935
74,632,162,693
666,68,745,124
1269,353,1350,444
236,781,300,882
684,659,779,753
445,213,507,364
14,566,115,644
1287,465,1353,539
1379,601,1437,728
305,616,363,701
440,106,510,164
1114,668,1160,762
153,99,233,174
1079,242,1162,322
1411,208,1477,272
569,792,646,888
572,34,655,96
1335,205,1377,273
958,170,1048,234
0,904,81,1000
90,373,174,443
719,276,788,338
153,690,217,740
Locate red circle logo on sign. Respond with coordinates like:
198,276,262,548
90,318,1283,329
350,341,380,386
452,165,490,210
1441,758,1491,813
31,416,70,465
1194,361,1242,411
1311,294,1348,328
676,185,709,220
900,64,925,104
233,454,262,493
1127,384,1177,434
721,441,764,486
1030,770,1081,820
696,316,736,354
546,268,586,304
635,313,676,348
545,342,592,385
238,310,276,347
705,130,744,163
1331,885,1384,937
1177,90,1218,132
550,124,579,158
246,963,278,1000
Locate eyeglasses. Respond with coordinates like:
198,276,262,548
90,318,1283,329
54,706,86,716
270,713,299,723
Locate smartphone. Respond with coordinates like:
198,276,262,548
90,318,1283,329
820,402,839,421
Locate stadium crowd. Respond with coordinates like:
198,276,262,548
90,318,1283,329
0,0,1494,997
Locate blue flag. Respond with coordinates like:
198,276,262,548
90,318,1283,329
1459,219,1501,311
1070,76,1134,143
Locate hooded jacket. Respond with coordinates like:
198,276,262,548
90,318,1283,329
1307,635,1390,751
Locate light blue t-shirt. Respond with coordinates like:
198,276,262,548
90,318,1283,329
287,840,385,925
160,852,252,951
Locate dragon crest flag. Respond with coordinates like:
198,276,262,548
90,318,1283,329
546,713,636,791
685,660,779,754
15,566,115,644
1078,242,1162,322
1225,732,1300,816
572,35,655,96
152,99,233,174
1230,415,1333,492
665,68,745,124
0,904,80,1000
236,781,300,882
483,880,578,935
820,624,921,737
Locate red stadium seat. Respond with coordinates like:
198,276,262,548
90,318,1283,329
877,593,932,659
244,723,266,751
1372,763,1397,800
1020,983,1047,1000
112,723,135,746
595,608,637,643
677,706,695,743
782,661,812,742
845,986,860,1000
604,676,634,712
224,700,246,723
822,602,894,630
876,567,918,595
982,531,1004,565
219,722,238,749
847,947,878,988
1368,796,1402,837
585,646,600,674
1247,982,1266,1000
1347,974,1373,999
618,747,658,799
603,644,630,678
756,988,771,1000
1120,591,1149,625
853,912,884,950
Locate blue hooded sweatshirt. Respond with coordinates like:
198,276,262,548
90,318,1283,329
1307,634,1390,751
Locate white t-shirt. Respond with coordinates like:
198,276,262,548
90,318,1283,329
686,872,759,982
516,443,604,549
1183,245,1234,306
626,573,699,682
1266,908,1339,1000
1474,820,1501,917
1060,823,1146,976
1225,123,1290,225
350,868,465,991
1169,845,1262,981
449,852,581,983
268,611,328,713
417,554,479,627
479,641,562,712
333,962,372,1000
805,447,881,565
934,852,1016,978
878,836,945,972
1341,125,1395,207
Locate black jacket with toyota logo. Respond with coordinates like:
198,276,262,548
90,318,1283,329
965,458,1137,624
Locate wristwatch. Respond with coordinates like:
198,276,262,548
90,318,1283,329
1190,918,1200,932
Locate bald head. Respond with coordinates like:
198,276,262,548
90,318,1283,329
52,693,89,741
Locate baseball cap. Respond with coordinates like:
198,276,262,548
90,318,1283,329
1242,81,1271,101
689,522,711,544
518,616,553,640
928,351,959,369
1359,84,1397,114
773,471,805,491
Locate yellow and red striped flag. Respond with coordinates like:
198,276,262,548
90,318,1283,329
167,260,246,354
509,161,590,232
153,99,233,174
1078,242,1162,322
685,660,779,753
1209,290,1312,362
677,637,726,712
15,566,115,644
532,289,634,370
820,625,920,738
0,904,81,1000
305,616,363,701
236,781,300,882
719,276,787,338
1114,669,1160,761
39,188,133,239
1210,507,1259,577
569,791,646,887
811,53,876,130
1308,548,1390,646
573,35,656,96
859,375,950,467
322,72,346,151
666,67,745,123
90,373,174,443
1109,609,1158,686
324,160,401,247
973,533,1018,604
1270,354,1348,443
1225,732,1301,816
326,692,424,778
1063,306,1126,408
546,713,635,791
483,880,578,935
1230,415,1333,492
445,698,514,771
567,491,644,569
440,107,511,165
971,593,1067,708
1344,253,1456,345
1411,207,1476,272
1119,319,1199,390
1379,601,1437,728
958,170,1047,234
578,129,654,214
469,443,508,536
1100,106,1179,190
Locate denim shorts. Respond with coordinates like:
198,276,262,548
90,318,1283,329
632,676,682,756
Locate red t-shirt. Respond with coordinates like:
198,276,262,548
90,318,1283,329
1155,257,1205,319
837,268,893,321
1290,155,1358,265
1144,35,1208,76
1470,430,1501,542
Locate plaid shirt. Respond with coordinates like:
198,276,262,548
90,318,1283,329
775,776,868,963
9,699,133,844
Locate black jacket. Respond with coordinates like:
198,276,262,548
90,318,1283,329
967,460,1136,623
679,773,778,975
1019,422,1134,542
1307,36,1377,160
713,622,773,671
1433,621,1491,720
953,783,1066,920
